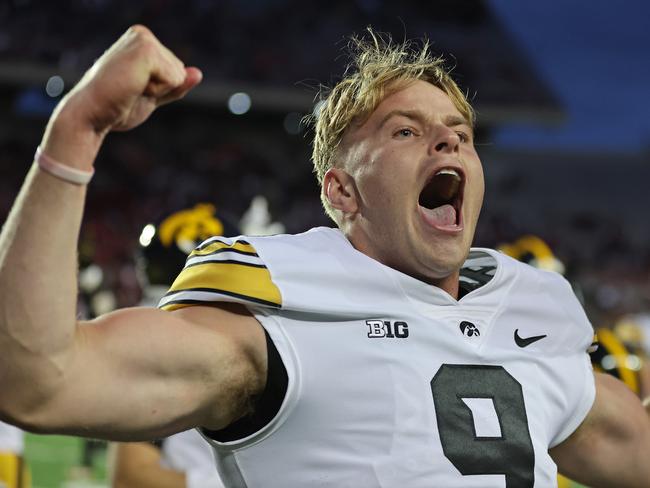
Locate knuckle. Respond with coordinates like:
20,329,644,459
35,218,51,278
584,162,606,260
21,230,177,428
127,24,151,38
127,25,158,51
139,41,157,58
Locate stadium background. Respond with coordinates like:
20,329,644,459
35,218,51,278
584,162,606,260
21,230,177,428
1,0,649,486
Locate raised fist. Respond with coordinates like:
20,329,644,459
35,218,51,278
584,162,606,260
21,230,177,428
59,25,202,135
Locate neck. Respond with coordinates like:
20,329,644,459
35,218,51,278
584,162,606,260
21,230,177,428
342,225,462,300
427,271,461,299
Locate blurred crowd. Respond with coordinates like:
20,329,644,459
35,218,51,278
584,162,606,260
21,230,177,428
0,0,555,112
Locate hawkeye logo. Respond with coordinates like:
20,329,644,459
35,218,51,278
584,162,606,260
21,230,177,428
366,320,409,339
460,321,480,338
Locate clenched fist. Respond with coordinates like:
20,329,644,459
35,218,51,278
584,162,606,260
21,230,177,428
40,25,202,170
67,25,202,133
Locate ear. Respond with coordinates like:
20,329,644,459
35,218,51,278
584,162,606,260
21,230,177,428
323,167,358,215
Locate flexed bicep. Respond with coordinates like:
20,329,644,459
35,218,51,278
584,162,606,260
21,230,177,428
15,304,266,442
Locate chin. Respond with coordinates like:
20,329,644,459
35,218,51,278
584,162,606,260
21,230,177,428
424,244,469,276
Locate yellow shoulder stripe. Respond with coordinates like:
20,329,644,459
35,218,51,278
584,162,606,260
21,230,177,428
162,261,281,310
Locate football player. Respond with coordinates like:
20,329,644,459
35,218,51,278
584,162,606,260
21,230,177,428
2,25,650,487
0,422,29,488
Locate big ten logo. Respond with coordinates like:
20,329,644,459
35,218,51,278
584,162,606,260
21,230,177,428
366,320,409,339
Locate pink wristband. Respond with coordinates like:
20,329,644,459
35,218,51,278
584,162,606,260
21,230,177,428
34,146,94,185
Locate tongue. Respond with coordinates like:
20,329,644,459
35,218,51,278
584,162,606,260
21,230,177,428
421,204,456,227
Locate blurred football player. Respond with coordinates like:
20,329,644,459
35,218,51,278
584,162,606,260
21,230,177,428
498,235,565,275
611,316,650,397
0,422,29,488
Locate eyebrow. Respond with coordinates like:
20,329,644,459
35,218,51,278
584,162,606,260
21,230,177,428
378,109,472,132
443,114,472,130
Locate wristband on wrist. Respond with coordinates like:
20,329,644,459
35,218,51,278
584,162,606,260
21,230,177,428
34,146,94,185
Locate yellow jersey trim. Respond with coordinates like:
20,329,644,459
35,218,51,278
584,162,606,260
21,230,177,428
160,239,281,310
0,452,29,488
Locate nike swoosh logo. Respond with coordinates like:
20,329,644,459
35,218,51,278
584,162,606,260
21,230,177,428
514,329,547,348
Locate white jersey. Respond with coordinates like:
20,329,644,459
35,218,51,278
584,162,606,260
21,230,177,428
160,227,595,488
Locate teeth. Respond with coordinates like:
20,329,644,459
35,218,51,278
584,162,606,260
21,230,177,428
428,168,461,203
435,168,461,180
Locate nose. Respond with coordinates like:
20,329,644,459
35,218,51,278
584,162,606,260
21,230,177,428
431,125,460,155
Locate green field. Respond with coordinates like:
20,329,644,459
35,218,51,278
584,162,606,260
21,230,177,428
23,434,108,488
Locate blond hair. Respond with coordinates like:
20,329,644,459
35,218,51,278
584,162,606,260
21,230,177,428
311,29,475,221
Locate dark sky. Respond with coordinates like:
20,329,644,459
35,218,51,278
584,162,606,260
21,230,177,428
488,0,650,152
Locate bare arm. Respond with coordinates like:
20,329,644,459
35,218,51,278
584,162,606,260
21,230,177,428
550,372,650,487
0,26,266,440
112,442,186,488
14,304,266,440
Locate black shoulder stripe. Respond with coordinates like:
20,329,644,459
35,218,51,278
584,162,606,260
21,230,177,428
195,247,259,258
183,259,268,270
163,291,281,308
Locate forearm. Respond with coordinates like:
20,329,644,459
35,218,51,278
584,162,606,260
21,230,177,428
0,105,102,419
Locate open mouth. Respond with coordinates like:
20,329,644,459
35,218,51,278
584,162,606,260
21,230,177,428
418,168,464,231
